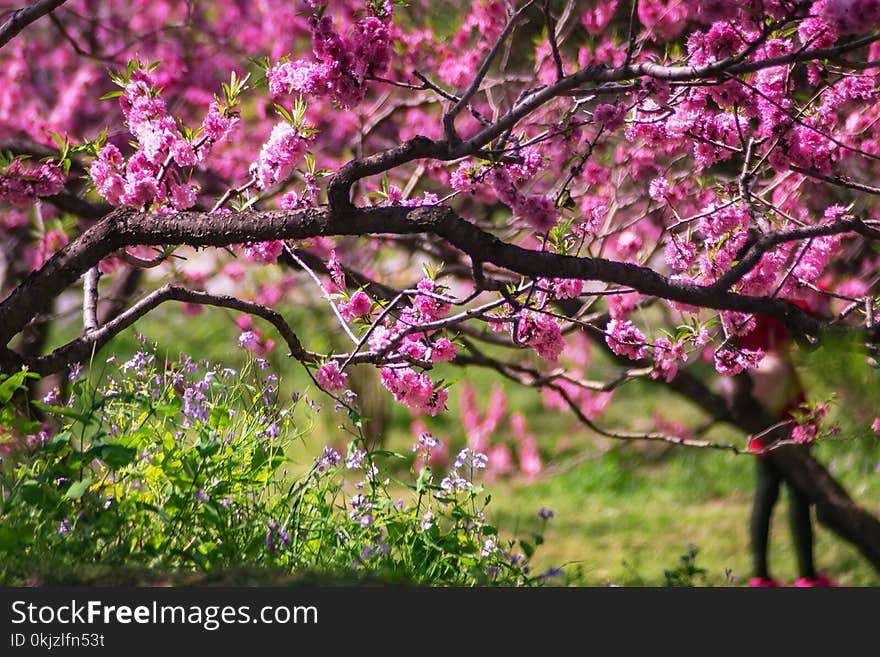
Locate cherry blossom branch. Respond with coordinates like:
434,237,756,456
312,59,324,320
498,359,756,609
19,284,318,375
708,216,880,292
4,204,869,359
541,0,564,81
552,383,741,452
283,245,359,344
789,165,880,195
442,0,535,144
457,338,740,451
330,30,880,211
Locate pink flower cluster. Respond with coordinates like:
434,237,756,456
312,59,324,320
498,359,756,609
605,319,648,360
594,102,627,132
316,360,348,391
713,346,765,375
356,278,455,414
243,240,285,264
0,160,64,206
664,236,698,272
201,100,240,144
543,277,584,300
267,5,393,109
339,290,373,322
251,121,314,190
652,337,688,382
380,366,448,416
791,402,832,445
514,310,565,362
817,0,880,35
451,151,558,232
581,1,618,35
90,67,237,210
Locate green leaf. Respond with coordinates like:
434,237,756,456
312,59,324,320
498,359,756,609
20,480,53,506
0,369,37,404
86,444,137,469
369,449,407,460
65,478,94,500
31,401,92,424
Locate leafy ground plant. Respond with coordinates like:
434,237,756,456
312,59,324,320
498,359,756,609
0,344,559,586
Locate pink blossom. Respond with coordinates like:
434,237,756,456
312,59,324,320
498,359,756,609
649,177,670,201
615,231,643,259
412,278,451,320
121,152,159,208
799,17,838,50
339,290,373,321
430,338,458,362
594,102,627,132
251,121,313,189
652,337,687,382
398,337,428,360
1,160,65,206
243,240,284,264
713,347,765,375
170,140,197,167
548,278,584,300
698,203,749,241
449,163,481,194
316,361,348,390
379,367,447,416
516,195,559,232
169,181,198,210
581,1,618,35
871,418,880,433
664,236,697,272
792,421,818,445
817,0,880,35
605,319,648,360
201,100,239,143
516,311,565,362
268,60,332,97
368,325,394,351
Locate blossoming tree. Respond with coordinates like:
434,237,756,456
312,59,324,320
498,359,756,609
2,0,880,568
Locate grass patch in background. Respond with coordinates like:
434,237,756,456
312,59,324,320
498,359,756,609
24,302,878,587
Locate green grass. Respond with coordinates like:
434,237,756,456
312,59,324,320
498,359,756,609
483,449,879,587
46,301,880,587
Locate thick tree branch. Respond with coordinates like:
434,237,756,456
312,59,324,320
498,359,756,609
7,204,879,358
0,0,67,49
